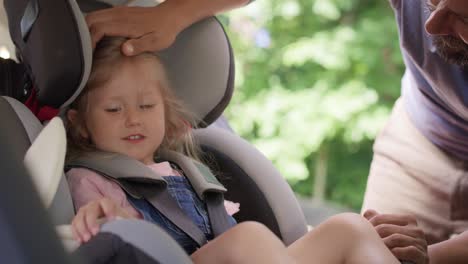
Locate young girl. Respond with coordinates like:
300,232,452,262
65,37,402,264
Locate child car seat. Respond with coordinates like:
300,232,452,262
1,0,308,262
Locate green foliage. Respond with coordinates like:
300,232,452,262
221,0,403,209
293,135,375,210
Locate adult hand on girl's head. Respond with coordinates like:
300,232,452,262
71,197,135,244
363,209,429,264
86,5,185,56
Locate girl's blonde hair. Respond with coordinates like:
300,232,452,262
66,37,201,162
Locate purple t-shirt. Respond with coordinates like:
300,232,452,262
392,0,468,160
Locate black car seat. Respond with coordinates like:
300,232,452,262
1,0,308,262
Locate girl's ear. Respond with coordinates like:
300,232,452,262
67,109,89,139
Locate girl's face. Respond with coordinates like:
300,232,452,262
71,57,166,164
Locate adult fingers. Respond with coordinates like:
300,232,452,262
363,209,379,220
368,213,418,227
85,6,128,28
86,6,151,46
392,245,428,264
88,22,142,49
374,224,425,240
122,33,175,55
383,233,427,252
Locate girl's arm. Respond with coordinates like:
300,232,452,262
67,168,106,210
71,197,136,244
67,169,140,243
429,232,468,264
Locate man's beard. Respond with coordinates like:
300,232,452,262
432,35,468,67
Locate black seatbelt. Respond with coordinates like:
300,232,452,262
205,192,235,237
130,183,208,247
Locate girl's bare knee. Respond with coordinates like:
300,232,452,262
231,221,273,234
227,221,279,244
220,221,286,262
325,213,375,236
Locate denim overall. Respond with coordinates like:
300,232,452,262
127,175,236,254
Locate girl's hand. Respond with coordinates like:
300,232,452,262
86,5,186,56
364,209,429,264
71,197,134,244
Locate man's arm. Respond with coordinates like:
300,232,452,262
86,0,252,54
167,0,252,28
429,232,468,264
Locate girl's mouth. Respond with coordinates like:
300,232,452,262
123,134,146,143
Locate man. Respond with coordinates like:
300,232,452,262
362,0,468,247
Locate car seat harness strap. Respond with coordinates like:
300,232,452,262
131,182,208,246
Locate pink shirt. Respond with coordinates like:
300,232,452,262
66,162,240,217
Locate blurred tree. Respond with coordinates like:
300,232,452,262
221,0,403,210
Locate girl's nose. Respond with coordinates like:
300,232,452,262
125,108,142,127
425,8,454,36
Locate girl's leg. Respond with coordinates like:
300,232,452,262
191,221,295,264
287,213,400,264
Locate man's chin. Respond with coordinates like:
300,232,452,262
432,36,468,67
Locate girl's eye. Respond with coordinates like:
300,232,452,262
105,107,121,113
140,104,155,109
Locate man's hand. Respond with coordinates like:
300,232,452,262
71,197,135,244
364,209,429,264
86,5,185,56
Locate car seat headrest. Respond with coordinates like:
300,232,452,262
4,0,235,127
4,0,93,109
